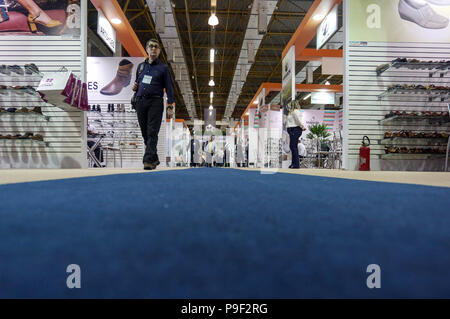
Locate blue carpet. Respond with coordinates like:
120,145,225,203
0,168,449,298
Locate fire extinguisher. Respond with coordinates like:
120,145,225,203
359,136,371,171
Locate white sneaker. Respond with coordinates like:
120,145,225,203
399,0,449,29
425,0,450,5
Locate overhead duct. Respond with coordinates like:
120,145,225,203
167,41,175,63
247,41,255,63
155,0,165,33
240,65,246,82
257,0,267,35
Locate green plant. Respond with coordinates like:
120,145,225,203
306,123,331,141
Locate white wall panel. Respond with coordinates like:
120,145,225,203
0,0,87,169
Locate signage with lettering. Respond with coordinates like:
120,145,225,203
97,9,116,52
317,4,338,50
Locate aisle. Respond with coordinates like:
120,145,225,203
0,168,449,298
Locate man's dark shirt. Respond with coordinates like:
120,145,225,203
136,58,174,104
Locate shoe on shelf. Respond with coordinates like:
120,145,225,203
8,65,24,75
25,63,40,75
30,134,44,142
398,0,449,29
16,107,29,113
0,65,11,75
32,107,43,115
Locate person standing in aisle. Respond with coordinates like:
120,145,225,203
286,101,306,169
132,38,175,170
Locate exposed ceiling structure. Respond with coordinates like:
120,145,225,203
88,0,343,125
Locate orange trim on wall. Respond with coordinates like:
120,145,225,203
282,0,343,60
296,49,343,61
90,0,147,57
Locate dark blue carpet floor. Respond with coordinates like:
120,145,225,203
0,168,449,298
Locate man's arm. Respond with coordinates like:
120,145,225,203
164,65,175,105
132,63,143,92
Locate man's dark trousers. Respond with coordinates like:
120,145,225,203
136,96,164,164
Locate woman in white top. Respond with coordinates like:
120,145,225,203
286,100,306,169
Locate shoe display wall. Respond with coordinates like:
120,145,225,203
87,103,144,167
0,64,51,152
376,57,450,167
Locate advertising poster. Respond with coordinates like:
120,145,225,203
0,0,81,37
87,57,146,102
350,0,450,42
281,46,295,110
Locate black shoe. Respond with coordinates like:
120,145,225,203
144,162,154,170
150,160,160,169
8,65,24,75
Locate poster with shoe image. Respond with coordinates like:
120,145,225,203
0,0,80,37
87,57,146,102
350,0,450,42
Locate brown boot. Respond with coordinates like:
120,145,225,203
100,59,134,96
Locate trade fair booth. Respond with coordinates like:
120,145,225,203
0,0,448,171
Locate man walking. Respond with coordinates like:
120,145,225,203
133,38,175,170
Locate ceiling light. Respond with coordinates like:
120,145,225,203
209,79,215,87
210,48,215,63
209,105,214,110
110,18,122,25
325,81,330,85
210,92,214,98
303,93,312,100
253,100,258,105
312,14,324,21
208,14,219,26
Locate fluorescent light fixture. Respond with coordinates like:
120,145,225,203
312,14,324,21
210,48,215,63
209,105,213,110
110,18,122,25
303,93,312,100
210,92,214,98
208,14,219,26
209,79,215,86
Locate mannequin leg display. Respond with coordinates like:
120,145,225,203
398,0,449,29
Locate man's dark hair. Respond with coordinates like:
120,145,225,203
146,38,161,48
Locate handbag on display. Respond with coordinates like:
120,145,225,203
64,80,81,107
79,82,89,111
71,79,81,108
61,73,75,97
63,78,79,106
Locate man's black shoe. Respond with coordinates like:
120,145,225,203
149,160,160,170
144,162,154,170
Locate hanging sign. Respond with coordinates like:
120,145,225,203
97,9,116,52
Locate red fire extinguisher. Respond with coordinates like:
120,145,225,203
359,136,371,171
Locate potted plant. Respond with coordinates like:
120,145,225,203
306,124,331,167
